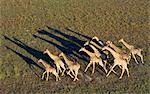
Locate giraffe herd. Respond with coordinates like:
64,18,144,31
38,36,144,81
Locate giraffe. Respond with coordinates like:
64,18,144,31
119,39,144,64
59,52,80,81
88,44,101,57
102,46,130,79
79,47,107,74
43,49,66,76
106,40,131,63
84,36,109,59
84,36,104,50
84,43,117,74
92,36,105,47
106,40,124,54
37,59,61,81
88,44,120,74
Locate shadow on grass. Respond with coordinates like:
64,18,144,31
33,34,88,62
35,28,89,62
65,28,91,40
37,29,81,52
65,28,106,47
3,35,54,67
47,26,87,46
5,46,43,77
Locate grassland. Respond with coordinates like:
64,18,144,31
0,0,150,93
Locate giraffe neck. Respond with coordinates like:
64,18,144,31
90,41,102,49
61,54,71,65
110,44,122,53
82,48,93,57
89,45,99,55
121,40,132,50
104,47,120,58
47,51,58,60
40,60,49,68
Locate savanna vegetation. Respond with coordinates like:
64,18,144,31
0,0,150,93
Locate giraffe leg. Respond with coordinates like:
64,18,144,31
103,65,108,73
100,61,107,73
73,69,79,81
108,64,118,75
84,61,92,72
125,67,130,77
103,60,107,68
53,73,58,81
53,70,60,81
119,67,125,79
57,73,61,81
132,53,139,64
46,72,49,81
127,55,131,64
42,71,46,80
137,52,144,64
119,65,122,68
56,76,58,81
58,74,61,81
57,64,62,75
106,63,117,77
92,62,95,74
57,67,59,74
70,69,75,76
61,65,66,76
67,70,74,78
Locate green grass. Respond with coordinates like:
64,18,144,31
1,0,150,93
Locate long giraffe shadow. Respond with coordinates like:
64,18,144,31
33,34,88,62
33,34,68,53
37,29,80,52
65,28,106,47
65,28,91,40
5,46,44,77
46,26,86,46
3,35,53,67
36,29,89,62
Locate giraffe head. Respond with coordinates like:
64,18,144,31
59,52,64,57
92,36,104,46
119,38,124,43
79,47,85,52
102,46,109,51
84,41,90,46
38,59,43,63
92,36,99,41
43,49,49,54
106,40,112,46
